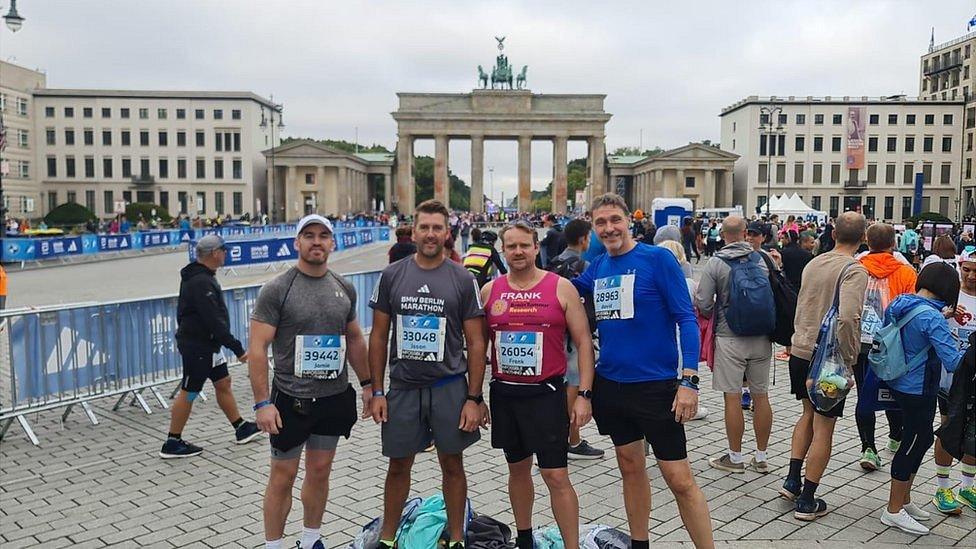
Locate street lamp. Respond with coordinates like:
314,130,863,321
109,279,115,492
758,104,783,217
260,98,284,222
4,0,24,32
488,166,494,210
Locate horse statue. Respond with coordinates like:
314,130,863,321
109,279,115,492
491,63,513,89
515,65,528,90
477,65,489,89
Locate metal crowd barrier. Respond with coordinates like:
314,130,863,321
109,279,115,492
0,269,382,446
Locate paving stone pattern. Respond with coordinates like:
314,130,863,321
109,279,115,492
2,358,974,548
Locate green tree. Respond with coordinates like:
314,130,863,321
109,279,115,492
281,137,391,154
610,146,665,157
412,156,471,210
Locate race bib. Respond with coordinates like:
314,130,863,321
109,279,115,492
593,274,636,321
295,335,346,379
496,331,543,376
397,315,447,362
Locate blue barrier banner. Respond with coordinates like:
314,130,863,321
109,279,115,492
3,239,35,261
37,236,84,259
379,227,391,241
358,228,374,245
339,231,358,250
98,234,133,251
140,231,175,248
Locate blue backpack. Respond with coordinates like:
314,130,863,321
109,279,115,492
721,251,776,336
867,303,932,381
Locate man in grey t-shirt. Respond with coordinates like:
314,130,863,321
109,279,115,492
368,200,487,549
248,215,372,549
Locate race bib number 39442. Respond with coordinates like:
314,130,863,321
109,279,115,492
295,335,345,379
593,274,636,321
397,315,447,362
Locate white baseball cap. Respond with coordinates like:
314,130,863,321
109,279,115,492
295,214,334,237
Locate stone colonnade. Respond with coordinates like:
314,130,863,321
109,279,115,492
627,167,733,212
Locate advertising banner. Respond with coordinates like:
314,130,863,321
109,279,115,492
846,106,865,170
36,236,83,259
97,234,133,252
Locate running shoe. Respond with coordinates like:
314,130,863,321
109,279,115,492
377,542,395,549
880,508,929,535
567,439,605,460
159,438,203,459
886,438,901,453
794,498,829,521
902,502,931,521
931,488,963,515
859,448,881,471
234,421,262,444
708,454,745,474
740,390,752,411
295,541,325,549
958,486,976,511
692,405,710,421
750,456,770,474
780,477,802,501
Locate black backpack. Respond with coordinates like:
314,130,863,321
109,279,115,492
547,255,597,334
758,252,798,346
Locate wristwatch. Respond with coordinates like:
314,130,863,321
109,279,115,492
680,374,700,391
466,394,484,404
578,389,593,400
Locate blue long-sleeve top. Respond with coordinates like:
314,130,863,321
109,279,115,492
572,242,700,382
884,293,965,396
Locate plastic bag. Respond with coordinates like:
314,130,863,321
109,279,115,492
860,276,890,347
806,264,856,412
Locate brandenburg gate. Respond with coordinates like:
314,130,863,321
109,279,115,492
392,38,612,213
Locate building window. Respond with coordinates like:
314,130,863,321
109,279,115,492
867,164,877,184
776,163,786,184
196,158,205,178
941,163,952,184
65,128,75,145
101,107,111,118
176,108,186,119
120,107,130,119
921,196,931,212
814,114,824,125
830,163,841,184
67,191,77,204
811,196,821,211
84,128,94,146
233,132,241,152
232,109,242,120
214,158,224,179
848,169,859,184
903,163,914,184
177,131,186,147
944,114,953,125
121,130,131,146
887,136,897,152
796,114,806,124
178,191,188,214
159,191,169,212
215,132,223,152
139,108,149,119
122,158,132,178
213,109,223,120
140,130,149,146
215,192,225,214
177,158,187,179
195,130,205,147
794,163,804,183
924,114,934,125
102,129,112,146
813,136,823,152
922,163,932,184
48,192,58,212
233,192,243,215
140,158,151,177
46,128,56,145
66,156,76,178
905,136,914,152
923,136,933,153
104,190,114,214
757,195,767,211
65,107,74,118
82,107,92,118
159,158,169,179
778,113,788,125
233,159,242,179
868,136,878,152
831,136,842,152
122,191,132,204
885,163,896,184
685,176,696,188
159,130,168,147
758,163,768,183
86,190,95,212
942,136,952,152
103,157,113,178
940,196,950,216
869,114,879,125
968,158,973,179
906,114,916,125
47,156,57,177
832,114,842,125
829,196,839,218
864,196,876,219
195,109,204,120
888,114,897,124
795,135,805,152
760,113,770,125
884,196,894,220
16,160,27,178
84,157,95,178
306,173,315,184
157,108,167,119
45,106,55,117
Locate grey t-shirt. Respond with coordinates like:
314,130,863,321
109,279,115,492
251,267,357,399
369,257,484,389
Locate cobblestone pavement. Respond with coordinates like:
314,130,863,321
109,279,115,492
2,358,974,548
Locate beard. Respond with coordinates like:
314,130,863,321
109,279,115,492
301,249,327,264
417,241,444,259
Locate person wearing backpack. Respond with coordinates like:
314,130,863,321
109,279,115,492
899,222,921,266
782,212,869,521
874,263,966,535
463,228,507,288
854,223,918,472
695,216,776,475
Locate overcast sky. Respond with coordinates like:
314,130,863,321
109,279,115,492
3,0,974,203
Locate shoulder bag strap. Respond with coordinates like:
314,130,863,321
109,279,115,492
831,263,856,309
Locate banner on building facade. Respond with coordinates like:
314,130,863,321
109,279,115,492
846,107,865,170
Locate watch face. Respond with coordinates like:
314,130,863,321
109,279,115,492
687,375,700,385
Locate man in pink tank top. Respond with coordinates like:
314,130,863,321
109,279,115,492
480,221,596,549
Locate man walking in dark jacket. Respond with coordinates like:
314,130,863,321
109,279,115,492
160,234,261,458
779,230,813,291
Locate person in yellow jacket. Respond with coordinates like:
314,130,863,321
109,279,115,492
0,263,7,310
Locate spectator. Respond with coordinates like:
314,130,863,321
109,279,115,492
387,225,417,264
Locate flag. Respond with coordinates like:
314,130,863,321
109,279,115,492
970,15,976,31
0,114,7,151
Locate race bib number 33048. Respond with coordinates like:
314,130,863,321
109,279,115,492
594,274,636,321
295,335,345,379
397,315,447,362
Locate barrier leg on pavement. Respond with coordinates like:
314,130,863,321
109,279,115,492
150,387,168,409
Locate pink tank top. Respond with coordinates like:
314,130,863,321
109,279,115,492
486,271,567,383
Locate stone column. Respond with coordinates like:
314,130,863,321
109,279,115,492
654,169,664,203
266,165,275,221
470,136,485,213
434,134,450,206
675,169,685,198
553,136,569,214
383,168,393,212
723,170,733,208
705,169,716,208
396,134,413,212
285,165,297,221
518,135,532,211
588,136,606,195
316,166,327,215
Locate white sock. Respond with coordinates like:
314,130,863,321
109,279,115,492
728,450,743,464
266,539,283,549
937,476,953,489
755,450,767,463
301,527,320,549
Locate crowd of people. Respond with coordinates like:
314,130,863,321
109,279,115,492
165,195,975,549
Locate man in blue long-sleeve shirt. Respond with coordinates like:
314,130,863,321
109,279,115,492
572,193,713,549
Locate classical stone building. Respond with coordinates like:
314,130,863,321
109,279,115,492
261,140,393,220
392,90,611,213
607,143,738,212
0,60,46,218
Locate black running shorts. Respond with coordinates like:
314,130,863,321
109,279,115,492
489,378,569,469
178,342,229,393
591,373,687,461
269,384,357,455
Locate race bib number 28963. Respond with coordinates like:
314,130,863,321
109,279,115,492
593,274,636,321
